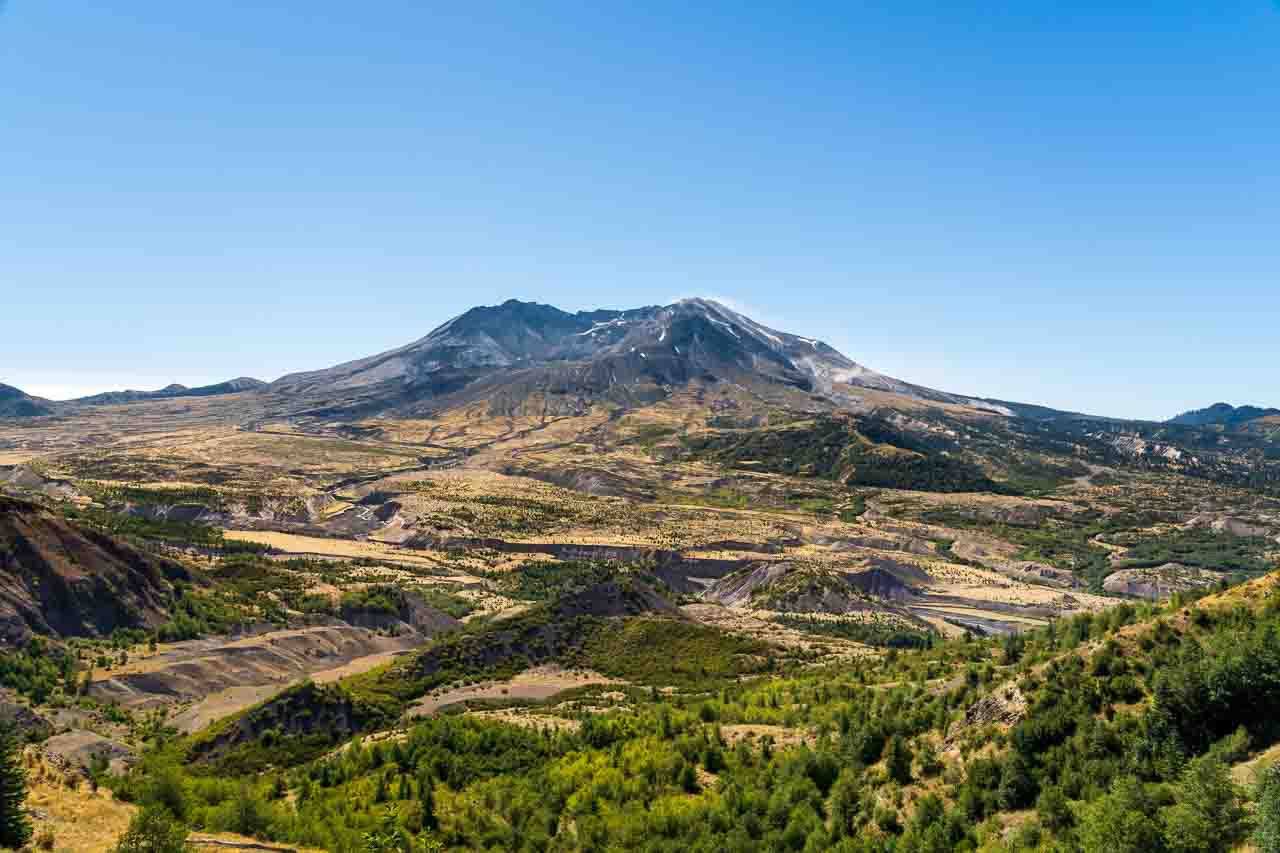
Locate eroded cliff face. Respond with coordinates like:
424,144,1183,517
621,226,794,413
0,495,194,645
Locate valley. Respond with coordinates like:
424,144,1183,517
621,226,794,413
2,298,1279,851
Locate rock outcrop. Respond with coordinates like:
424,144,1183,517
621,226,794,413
1102,563,1221,600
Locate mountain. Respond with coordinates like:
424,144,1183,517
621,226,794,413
0,384,54,418
73,376,266,406
5,298,1278,491
241,299,1269,492
267,298,1012,419
1170,402,1280,428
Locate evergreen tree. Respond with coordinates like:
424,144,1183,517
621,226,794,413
997,753,1036,810
680,762,699,794
418,770,438,831
0,724,31,849
1036,784,1074,833
1079,776,1164,853
1256,765,1280,853
829,771,861,838
884,735,912,785
1161,755,1247,853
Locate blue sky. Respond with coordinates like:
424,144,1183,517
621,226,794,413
2,2,1277,420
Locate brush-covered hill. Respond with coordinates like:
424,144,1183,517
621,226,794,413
110,565,1280,852
1169,402,1280,427
0,494,197,644
0,384,54,418
181,572,779,773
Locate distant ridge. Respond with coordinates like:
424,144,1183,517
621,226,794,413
0,384,54,418
1169,402,1280,428
74,376,266,406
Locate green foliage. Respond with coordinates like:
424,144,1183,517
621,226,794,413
1255,764,1280,852
340,585,409,616
1078,776,1165,853
411,588,475,620
578,618,771,688
683,415,1004,494
1118,526,1273,574
1160,755,1247,853
62,504,224,548
485,560,619,602
0,640,76,704
0,725,31,849
884,734,912,785
773,614,935,649
110,805,190,853
101,568,1280,853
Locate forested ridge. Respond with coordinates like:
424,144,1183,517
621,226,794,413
93,571,1280,852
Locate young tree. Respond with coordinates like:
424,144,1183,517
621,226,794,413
1255,765,1280,853
1161,755,1247,853
1078,776,1164,853
829,770,861,838
0,725,31,849
418,770,438,832
885,735,913,786
362,810,406,853
111,805,188,853
144,759,189,822
997,753,1037,811
1036,784,1074,833
680,762,700,794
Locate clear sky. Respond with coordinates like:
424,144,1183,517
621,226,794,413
2,2,1277,420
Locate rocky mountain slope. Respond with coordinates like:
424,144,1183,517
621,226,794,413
0,495,196,644
263,298,1006,419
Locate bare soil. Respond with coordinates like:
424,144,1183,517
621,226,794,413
407,664,625,716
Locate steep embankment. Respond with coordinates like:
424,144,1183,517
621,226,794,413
0,495,196,644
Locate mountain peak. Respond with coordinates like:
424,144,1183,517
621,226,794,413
266,297,966,417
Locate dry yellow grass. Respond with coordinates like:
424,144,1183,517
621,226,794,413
222,529,447,568
24,753,135,853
